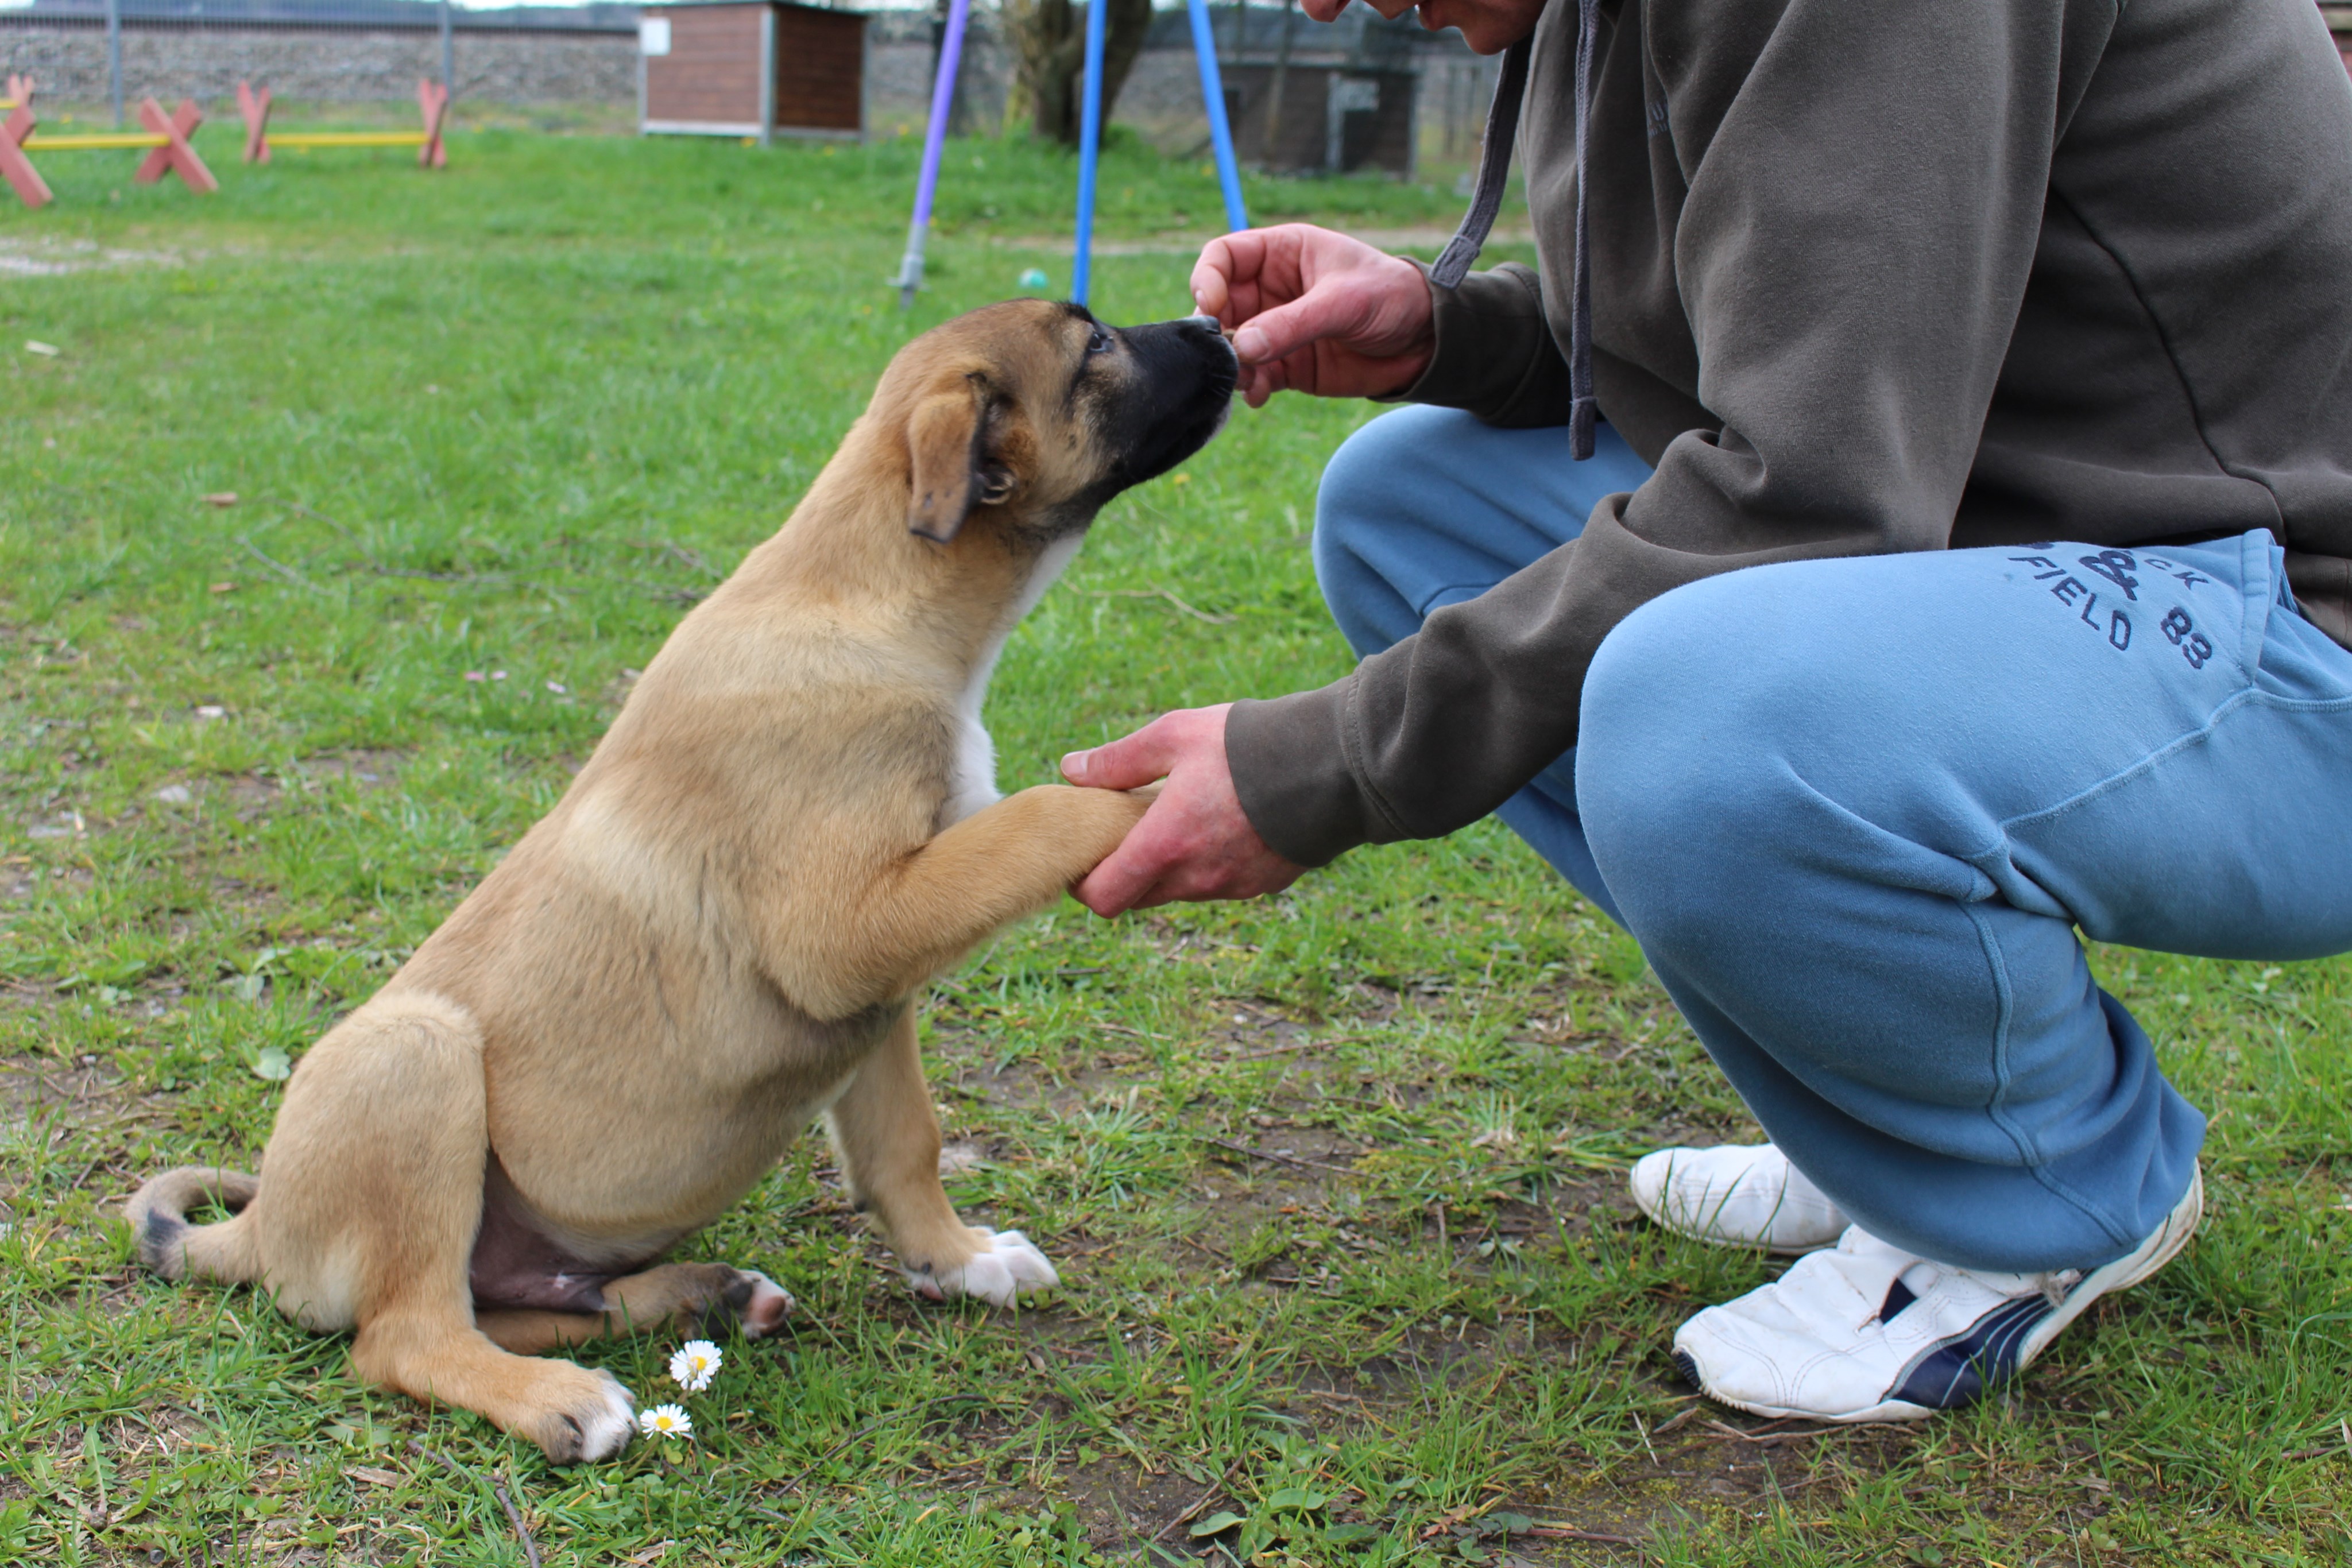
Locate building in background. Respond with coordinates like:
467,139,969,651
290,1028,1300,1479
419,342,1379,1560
637,1,865,142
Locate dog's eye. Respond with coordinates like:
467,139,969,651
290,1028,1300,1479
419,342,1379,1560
1086,326,1114,356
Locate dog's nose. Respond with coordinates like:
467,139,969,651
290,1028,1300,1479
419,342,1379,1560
1182,312,1239,365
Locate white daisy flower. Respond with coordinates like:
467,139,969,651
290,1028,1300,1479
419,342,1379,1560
668,1339,723,1392
637,1404,694,1441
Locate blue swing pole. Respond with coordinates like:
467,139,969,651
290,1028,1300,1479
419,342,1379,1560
1071,0,1108,307
892,0,972,310
1186,0,1249,233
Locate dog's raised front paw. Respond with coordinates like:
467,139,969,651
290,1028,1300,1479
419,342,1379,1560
910,1229,1059,1308
531,1366,636,1465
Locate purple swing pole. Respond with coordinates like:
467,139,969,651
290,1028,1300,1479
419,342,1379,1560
893,0,972,311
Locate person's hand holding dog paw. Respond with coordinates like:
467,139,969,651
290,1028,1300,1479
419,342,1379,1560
1061,704,1307,915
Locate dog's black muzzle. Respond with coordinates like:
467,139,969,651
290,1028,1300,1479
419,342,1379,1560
1100,313,1239,490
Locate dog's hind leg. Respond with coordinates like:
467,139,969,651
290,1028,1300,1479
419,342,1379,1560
829,1008,1058,1308
477,1263,795,1354
272,992,637,1462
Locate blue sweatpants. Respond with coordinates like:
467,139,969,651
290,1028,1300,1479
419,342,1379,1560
1316,404,2352,1273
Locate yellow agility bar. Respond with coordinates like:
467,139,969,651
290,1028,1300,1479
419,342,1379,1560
266,131,430,149
24,133,171,150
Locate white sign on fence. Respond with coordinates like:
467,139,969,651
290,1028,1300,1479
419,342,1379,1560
640,17,672,56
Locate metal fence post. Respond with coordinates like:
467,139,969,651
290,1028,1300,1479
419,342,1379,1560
440,0,455,96
106,0,122,127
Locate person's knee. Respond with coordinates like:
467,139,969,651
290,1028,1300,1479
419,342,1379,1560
1312,405,1472,656
1576,573,1839,949
1313,406,1451,570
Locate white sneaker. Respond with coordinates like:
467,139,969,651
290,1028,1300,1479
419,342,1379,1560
1673,1166,2203,1423
1629,1143,1850,1254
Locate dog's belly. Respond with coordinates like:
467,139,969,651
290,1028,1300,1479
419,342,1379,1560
469,1157,680,1313
466,1006,891,1314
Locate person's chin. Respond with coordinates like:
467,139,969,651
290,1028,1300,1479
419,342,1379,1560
1414,0,1502,53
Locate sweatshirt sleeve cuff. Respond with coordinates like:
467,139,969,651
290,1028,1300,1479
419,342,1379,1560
1225,682,1382,869
1378,261,1576,427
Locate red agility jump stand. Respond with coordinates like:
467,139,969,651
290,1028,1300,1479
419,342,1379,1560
1,75,51,210
0,79,219,210
237,79,449,169
238,80,272,165
134,96,218,194
1,74,448,210
419,79,450,169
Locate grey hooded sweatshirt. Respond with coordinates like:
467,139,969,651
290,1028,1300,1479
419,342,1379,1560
1225,0,2352,869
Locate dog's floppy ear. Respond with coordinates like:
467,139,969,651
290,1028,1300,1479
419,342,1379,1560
906,376,989,543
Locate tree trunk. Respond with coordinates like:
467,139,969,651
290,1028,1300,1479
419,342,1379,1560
1005,0,1155,147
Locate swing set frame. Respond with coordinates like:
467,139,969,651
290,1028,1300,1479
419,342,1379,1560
892,0,1250,310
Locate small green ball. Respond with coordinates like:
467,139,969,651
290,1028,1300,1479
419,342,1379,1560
1018,268,1051,294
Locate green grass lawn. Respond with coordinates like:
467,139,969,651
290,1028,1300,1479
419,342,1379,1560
2,126,2349,1567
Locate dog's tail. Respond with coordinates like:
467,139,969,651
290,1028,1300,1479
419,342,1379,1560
126,1166,264,1284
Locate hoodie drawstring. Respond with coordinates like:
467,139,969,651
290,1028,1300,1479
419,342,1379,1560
1428,0,1600,460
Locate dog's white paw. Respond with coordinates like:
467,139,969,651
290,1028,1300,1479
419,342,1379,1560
568,1369,639,1463
911,1229,1061,1308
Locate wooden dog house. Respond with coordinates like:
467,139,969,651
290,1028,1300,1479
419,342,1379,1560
639,2,867,144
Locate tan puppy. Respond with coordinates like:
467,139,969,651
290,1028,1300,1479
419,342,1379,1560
126,300,1237,1462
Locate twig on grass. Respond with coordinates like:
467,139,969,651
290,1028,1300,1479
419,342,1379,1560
493,1469,544,1568
277,500,358,542
1155,1458,1245,1540
1418,1495,1504,1540
1651,1402,1704,1438
749,1394,997,1516
627,540,723,580
1524,1523,1644,1545
1202,1136,1360,1177
1080,587,1237,625
408,1441,540,1567
377,566,512,584
2284,1420,2352,1462
1230,1033,1372,1062
239,536,327,594
263,498,509,584
1703,1416,1888,1445
627,579,709,606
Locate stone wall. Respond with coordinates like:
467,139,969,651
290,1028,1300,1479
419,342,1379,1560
864,34,1012,136
0,24,634,107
